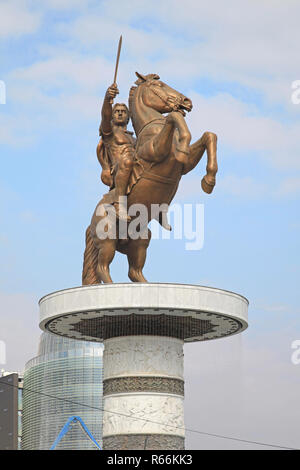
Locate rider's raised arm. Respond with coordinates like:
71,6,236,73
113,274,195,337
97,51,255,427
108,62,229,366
100,84,119,135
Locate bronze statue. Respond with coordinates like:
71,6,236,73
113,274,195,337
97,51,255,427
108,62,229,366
82,33,217,284
97,83,135,221
82,70,218,284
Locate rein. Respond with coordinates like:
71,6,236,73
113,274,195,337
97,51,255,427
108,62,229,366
137,117,165,137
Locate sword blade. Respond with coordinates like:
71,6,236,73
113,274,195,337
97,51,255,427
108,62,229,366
113,35,122,84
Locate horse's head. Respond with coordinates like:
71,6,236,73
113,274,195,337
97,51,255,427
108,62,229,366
134,72,193,116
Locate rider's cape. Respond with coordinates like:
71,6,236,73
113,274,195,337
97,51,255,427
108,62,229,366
97,137,112,182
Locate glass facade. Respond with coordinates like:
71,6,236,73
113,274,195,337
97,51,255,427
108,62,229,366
22,333,103,450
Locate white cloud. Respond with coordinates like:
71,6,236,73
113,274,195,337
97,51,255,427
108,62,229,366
277,177,300,197
2,0,300,201
55,0,300,108
0,0,41,38
253,302,293,314
217,175,268,199
8,57,300,169
57,14,171,58
186,92,300,170
2,0,299,109
184,330,300,449
43,0,92,9
20,210,37,223
176,172,300,201
11,55,112,91
0,114,35,147
0,292,40,373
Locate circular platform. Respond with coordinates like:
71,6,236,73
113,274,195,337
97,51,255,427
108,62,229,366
39,283,248,342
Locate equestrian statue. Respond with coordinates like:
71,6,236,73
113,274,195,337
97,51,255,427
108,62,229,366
82,38,218,284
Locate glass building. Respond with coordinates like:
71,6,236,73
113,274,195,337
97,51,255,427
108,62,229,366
22,333,103,450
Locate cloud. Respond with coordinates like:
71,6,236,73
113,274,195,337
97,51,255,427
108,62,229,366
11,55,112,91
2,0,299,110
0,292,40,373
0,0,41,38
253,302,294,314
3,0,300,171
0,114,35,147
8,53,131,127
54,0,300,109
43,0,92,9
176,172,300,201
8,55,300,170
186,92,300,170
277,177,300,197
184,329,300,449
20,210,37,223
217,175,268,199
57,14,172,58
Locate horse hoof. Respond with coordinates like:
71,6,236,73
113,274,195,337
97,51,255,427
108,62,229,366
201,176,215,194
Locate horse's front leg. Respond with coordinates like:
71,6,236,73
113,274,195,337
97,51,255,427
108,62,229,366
136,119,175,163
136,112,191,164
182,132,218,194
167,111,191,164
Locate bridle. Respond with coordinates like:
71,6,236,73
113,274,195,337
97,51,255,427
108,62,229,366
135,80,191,159
136,81,186,137
148,81,185,113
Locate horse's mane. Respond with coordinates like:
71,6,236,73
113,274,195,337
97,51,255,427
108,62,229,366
128,85,137,117
128,74,160,116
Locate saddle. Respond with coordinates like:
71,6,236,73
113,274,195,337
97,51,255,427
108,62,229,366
100,156,177,231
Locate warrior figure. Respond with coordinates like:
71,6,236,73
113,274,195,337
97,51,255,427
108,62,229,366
97,83,135,221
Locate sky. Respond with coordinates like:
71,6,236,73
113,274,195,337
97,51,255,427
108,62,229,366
0,0,300,450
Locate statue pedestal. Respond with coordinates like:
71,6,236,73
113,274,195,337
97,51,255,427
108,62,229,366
39,283,248,450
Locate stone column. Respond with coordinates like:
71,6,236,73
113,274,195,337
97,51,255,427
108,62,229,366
39,284,249,451
102,335,185,450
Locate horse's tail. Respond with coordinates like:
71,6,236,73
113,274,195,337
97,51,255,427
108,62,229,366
82,225,99,285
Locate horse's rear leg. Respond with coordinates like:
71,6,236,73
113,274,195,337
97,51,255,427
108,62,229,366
127,230,151,282
96,239,116,283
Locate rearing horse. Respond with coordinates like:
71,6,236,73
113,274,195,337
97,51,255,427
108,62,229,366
82,72,218,284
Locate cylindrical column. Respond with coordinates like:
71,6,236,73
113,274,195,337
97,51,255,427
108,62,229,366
102,335,185,450
39,284,248,450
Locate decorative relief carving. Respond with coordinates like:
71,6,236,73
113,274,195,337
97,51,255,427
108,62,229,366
103,376,184,396
103,394,184,437
103,336,184,379
46,307,242,343
103,434,185,450
69,312,219,340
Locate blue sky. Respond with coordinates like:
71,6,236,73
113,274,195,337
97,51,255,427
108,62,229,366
0,0,300,449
